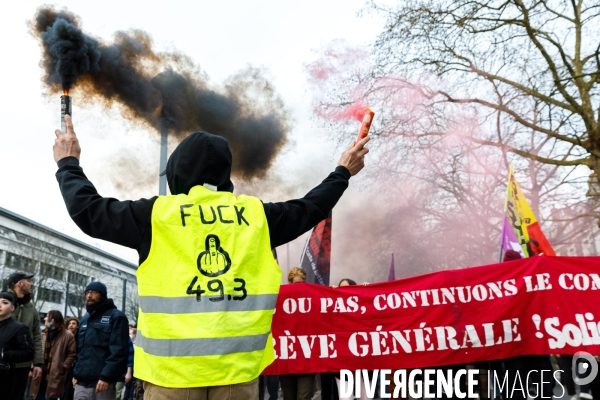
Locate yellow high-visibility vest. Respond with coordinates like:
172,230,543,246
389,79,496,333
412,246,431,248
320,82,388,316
135,185,281,388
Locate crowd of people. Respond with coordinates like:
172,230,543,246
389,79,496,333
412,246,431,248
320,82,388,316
2,264,600,400
0,272,138,400
0,113,581,400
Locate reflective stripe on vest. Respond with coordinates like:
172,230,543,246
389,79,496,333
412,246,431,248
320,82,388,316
136,330,271,357
138,294,278,314
134,186,281,388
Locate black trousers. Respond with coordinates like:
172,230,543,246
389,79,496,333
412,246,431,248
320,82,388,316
320,372,338,400
280,374,315,400
502,355,554,399
7,367,30,400
558,355,576,396
63,367,75,400
591,369,600,399
259,375,280,400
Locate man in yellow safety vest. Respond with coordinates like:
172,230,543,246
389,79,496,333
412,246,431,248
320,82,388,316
53,115,369,399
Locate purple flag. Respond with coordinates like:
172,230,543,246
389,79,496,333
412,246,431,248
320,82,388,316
388,253,395,281
500,212,524,257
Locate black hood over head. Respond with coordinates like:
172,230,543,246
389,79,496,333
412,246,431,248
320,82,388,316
165,131,234,195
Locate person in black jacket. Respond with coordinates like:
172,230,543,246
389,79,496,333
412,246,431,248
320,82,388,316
53,115,368,396
0,291,34,400
72,282,129,400
53,115,368,268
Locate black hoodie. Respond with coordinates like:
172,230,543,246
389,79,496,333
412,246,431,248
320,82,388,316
165,131,234,194
56,131,351,265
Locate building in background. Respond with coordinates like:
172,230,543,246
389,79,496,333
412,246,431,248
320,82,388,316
0,207,138,323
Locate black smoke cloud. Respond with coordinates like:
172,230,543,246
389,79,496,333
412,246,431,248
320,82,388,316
31,6,289,179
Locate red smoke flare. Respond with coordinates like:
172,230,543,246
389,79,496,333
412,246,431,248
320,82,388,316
344,101,369,122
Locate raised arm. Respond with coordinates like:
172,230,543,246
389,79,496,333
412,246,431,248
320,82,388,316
264,136,369,248
54,116,155,251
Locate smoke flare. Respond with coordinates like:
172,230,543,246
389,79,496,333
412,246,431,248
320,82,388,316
31,7,290,179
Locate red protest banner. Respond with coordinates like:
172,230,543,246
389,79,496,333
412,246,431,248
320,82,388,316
264,256,600,374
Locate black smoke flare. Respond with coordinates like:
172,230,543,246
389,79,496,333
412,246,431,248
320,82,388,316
60,91,71,134
31,6,290,179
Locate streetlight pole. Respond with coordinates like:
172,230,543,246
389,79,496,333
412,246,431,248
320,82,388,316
122,279,127,312
64,282,69,316
159,117,168,196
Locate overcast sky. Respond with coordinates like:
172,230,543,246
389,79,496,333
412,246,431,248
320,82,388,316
0,1,385,278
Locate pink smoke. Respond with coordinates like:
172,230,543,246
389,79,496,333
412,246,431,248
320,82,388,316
305,40,371,122
305,39,369,84
336,101,369,121
304,39,514,280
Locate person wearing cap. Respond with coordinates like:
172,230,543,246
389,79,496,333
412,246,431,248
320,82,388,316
7,272,44,399
0,291,35,399
71,281,129,400
53,114,368,398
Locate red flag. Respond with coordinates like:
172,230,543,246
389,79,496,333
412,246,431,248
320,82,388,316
505,165,556,256
299,212,332,285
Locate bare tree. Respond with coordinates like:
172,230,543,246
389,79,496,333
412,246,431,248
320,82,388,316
304,28,597,274
367,0,599,192
10,235,92,316
125,280,139,325
0,230,123,319
63,270,90,319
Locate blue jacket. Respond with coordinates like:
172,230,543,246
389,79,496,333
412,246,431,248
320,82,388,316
74,298,129,387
